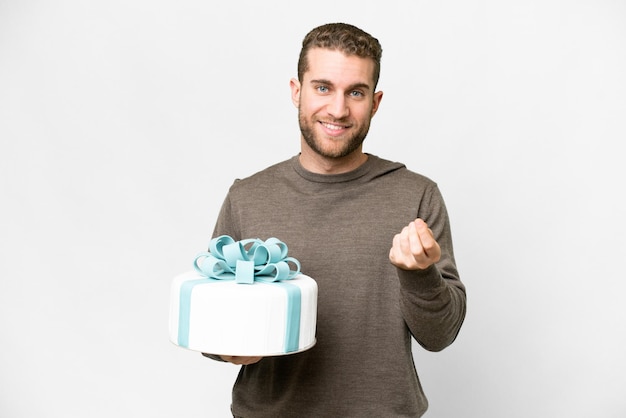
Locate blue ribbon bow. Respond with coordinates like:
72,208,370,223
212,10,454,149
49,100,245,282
193,235,301,284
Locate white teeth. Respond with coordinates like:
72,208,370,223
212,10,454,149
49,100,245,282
322,122,344,130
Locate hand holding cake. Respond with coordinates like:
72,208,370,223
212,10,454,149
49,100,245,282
219,356,263,365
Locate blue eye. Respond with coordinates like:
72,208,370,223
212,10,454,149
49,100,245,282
317,85,329,93
350,90,364,97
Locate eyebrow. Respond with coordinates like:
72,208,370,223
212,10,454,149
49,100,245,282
309,79,372,91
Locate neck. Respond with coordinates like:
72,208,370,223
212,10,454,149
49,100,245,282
299,144,368,175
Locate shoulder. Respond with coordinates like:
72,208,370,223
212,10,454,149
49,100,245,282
227,156,296,193
368,154,438,188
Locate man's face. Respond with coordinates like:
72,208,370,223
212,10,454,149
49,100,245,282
291,48,383,160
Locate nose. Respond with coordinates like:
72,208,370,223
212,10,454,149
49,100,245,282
327,93,350,119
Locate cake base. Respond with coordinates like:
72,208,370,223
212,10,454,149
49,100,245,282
169,271,317,356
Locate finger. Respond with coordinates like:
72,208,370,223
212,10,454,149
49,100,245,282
389,233,398,261
408,221,425,259
389,232,405,265
398,225,412,256
414,219,441,262
221,356,263,365
389,228,408,267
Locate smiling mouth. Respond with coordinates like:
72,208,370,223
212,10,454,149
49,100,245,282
319,121,350,131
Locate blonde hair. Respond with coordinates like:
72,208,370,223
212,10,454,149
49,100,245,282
297,23,382,88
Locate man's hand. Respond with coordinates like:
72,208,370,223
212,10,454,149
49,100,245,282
220,356,263,365
389,219,441,270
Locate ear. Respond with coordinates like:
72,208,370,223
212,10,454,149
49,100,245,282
370,90,383,117
290,78,301,108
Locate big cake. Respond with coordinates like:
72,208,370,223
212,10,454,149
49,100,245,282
169,236,317,356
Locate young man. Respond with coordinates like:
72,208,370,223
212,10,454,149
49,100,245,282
205,22,467,417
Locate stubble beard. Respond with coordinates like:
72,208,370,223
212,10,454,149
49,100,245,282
298,107,371,159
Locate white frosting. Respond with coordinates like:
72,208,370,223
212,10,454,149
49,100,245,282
169,271,317,356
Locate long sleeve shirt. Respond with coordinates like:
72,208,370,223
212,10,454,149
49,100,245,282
209,154,466,417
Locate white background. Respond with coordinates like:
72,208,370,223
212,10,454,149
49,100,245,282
1,1,625,417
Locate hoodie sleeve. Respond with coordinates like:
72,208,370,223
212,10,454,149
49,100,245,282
397,183,467,351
